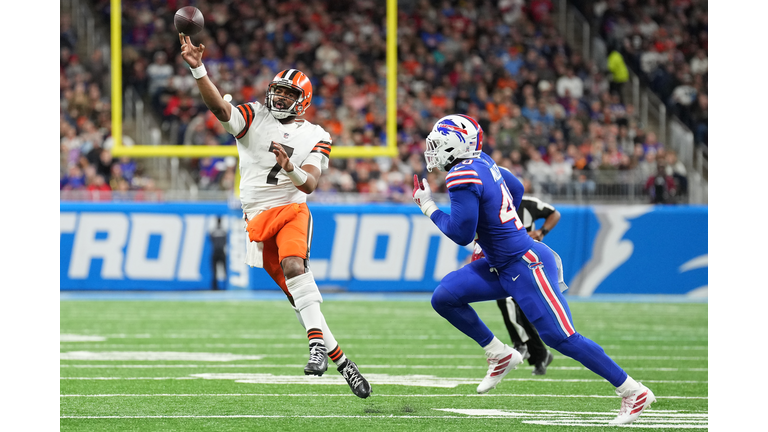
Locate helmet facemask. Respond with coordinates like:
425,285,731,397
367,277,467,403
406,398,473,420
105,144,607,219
266,83,305,120
425,132,458,172
424,115,483,172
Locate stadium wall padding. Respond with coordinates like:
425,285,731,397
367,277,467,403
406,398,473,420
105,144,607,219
60,202,708,296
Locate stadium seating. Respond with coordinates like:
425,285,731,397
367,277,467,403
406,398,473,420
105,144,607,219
61,0,705,204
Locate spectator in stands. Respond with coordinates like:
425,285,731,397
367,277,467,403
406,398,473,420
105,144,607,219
147,51,174,109
556,67,584,99
644,162,677,204
637,149,658,182
642,132,664,155
665,150,688,197
690,93,708,146
607,44,629,102
549,151,573,197
690,48,708,76
61,165,86,190
525,148,552,194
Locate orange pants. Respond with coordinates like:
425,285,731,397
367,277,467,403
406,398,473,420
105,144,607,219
246,203,311,296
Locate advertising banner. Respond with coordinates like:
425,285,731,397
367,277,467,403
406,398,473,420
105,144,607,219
60,202,707,296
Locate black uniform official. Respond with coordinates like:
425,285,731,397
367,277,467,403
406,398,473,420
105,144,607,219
496,196,560,375
209,217,228,290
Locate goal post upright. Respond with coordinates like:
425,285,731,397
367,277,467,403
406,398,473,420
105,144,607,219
109,0,398,195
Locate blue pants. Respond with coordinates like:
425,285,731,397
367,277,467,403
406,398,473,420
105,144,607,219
432,241,627,387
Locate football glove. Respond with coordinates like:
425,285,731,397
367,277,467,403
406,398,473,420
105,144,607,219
413,175,438,217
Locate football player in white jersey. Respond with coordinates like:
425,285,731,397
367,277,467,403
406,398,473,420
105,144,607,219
180,34,370,398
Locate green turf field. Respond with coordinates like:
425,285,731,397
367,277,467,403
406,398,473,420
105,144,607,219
60,298,707,431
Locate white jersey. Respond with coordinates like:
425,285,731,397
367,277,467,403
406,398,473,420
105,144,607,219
220,101,331,213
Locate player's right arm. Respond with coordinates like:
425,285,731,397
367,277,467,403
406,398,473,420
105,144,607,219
179,34,232,122
431,187,480,246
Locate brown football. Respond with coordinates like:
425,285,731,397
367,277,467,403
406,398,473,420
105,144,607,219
174,6,204,36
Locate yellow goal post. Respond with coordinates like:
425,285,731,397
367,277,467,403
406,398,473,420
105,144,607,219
109,0,398,159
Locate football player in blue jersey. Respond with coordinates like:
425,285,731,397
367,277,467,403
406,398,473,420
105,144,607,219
412,114,655,425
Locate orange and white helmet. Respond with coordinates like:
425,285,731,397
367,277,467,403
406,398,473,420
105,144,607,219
266,69,313,119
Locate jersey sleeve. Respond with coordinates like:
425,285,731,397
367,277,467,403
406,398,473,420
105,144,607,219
303,130,332,171
219,103,256,139
444,167,483,197
500,167,525,211
430,186,480,246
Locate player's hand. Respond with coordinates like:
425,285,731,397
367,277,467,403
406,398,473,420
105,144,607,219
529,230,544,241
271,142,294,172
413,175,438,217
179,34,204,68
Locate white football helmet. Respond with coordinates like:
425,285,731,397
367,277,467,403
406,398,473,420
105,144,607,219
425,114,484,172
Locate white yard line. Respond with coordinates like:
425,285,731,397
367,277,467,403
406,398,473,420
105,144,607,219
72,333,709,342
59,376,707,384
59,364,708,372
59,342,707,351
60,410,709,428
59,352,708,361
60,393,708,400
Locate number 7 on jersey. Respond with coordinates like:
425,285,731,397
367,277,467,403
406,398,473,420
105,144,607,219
266,142,295,185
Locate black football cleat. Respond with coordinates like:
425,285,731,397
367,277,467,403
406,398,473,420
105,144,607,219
304,343,328,376
532,350,554,376
338,360,371,398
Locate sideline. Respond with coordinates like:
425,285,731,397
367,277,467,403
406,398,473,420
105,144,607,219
60,291,707,303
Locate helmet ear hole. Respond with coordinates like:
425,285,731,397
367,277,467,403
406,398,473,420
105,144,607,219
444,147,454,153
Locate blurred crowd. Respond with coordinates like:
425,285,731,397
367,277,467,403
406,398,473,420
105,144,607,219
61,0,703,204
60,12,161,201
573,0,707,147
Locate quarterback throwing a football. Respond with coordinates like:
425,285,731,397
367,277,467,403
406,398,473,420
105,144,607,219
180,34,370,398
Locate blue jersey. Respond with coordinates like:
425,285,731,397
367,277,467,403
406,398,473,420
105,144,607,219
431,152,533,268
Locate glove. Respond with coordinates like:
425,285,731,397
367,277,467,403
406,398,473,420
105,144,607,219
413,174,438,217
470,241,486,262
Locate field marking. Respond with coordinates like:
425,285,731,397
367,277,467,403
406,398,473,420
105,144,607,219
435,409,707,429
435,408,706,418
59,341,707,351
523,421,705,428
63,333,709,342
60,393,709,400
59,364,708,372
60,351,264,361
60,334,107,342
59,373,706,386
59,352,708,361
60,409,708,428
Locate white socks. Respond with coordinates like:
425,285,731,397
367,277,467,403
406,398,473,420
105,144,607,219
615,375,641,397
482,336,506,356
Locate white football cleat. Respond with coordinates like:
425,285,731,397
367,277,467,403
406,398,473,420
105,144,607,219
609,383,656,425
476,345,523,394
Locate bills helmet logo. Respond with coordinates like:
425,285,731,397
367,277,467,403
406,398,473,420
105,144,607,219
435,119,468,143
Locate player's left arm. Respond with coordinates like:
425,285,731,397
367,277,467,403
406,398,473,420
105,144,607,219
271,142,320,194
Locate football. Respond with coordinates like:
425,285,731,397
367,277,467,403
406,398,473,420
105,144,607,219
174,6,204,36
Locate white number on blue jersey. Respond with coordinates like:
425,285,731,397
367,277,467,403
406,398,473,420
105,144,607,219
499,183,524,229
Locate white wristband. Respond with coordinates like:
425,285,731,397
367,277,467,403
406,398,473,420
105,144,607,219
422,200,438,218
285,166,308,186
190,64,207,79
